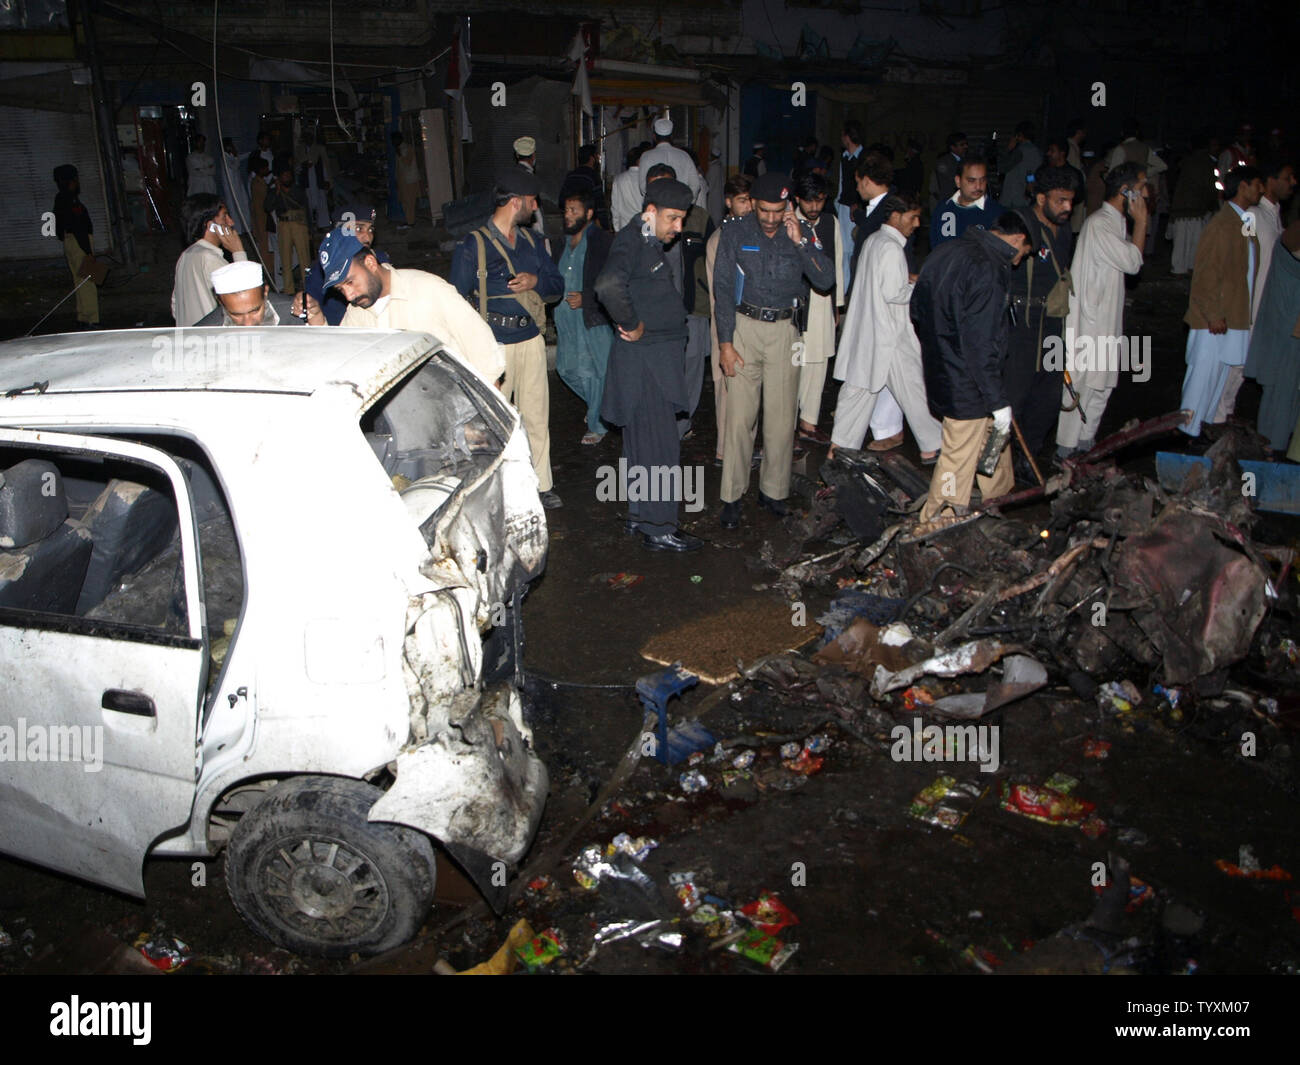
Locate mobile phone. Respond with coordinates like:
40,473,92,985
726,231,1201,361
1123,188,1138,203
208,222,227,235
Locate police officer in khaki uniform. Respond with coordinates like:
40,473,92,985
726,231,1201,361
712,172,833,528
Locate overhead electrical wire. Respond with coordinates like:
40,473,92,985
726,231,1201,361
328,0,352,139
210,0,277,291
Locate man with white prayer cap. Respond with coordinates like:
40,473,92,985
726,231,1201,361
196,260,304,326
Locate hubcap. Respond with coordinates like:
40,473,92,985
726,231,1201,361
258,835,390,942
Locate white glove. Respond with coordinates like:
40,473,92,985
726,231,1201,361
992,406,1012,433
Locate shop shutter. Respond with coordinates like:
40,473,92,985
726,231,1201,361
0,103,110,262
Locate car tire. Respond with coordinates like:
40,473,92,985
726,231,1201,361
224,775,436,958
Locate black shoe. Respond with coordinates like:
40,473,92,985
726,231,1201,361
642,531,703,552
1011,454,1039,488
539,489,563,509
757,491,789,517
720,500,741,529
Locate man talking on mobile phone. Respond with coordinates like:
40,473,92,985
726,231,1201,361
171,194,249,327
712,172,832,530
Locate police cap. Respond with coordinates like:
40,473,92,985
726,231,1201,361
751,172,792,205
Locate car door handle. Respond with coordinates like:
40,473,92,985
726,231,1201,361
101,689,156,717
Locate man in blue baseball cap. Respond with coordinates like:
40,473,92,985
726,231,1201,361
294,226,504,386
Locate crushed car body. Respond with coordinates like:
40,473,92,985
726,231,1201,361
0,327,549,955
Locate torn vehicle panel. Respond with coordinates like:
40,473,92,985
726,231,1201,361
1110,507,1270,685
368,685,547,866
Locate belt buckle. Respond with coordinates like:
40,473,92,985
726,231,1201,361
761,308,775,323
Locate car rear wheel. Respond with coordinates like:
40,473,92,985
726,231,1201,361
224,776,436,958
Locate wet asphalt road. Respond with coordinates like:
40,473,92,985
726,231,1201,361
1,229,1297,976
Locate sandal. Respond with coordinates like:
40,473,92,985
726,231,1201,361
581,431,605,445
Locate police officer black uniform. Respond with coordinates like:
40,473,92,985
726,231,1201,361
712,172,833,528
1004,165,1076,466
595,178,702,552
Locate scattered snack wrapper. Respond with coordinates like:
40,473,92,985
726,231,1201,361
1080,813,1109,839
908,775,981,831
740,892,799,935
782,748,824,775
679,768,709,793
515,928,565,970
607,833,657,863
573,843,612,890
1097,680,1143,713
999,781,1096,826
1092,874,1155,912
903,686,935,711
689,904,739,938
728,927,798,972
1043,771,1079,793
1083,737,1111,759
1214,859,1292,881
669,871,703,912
1152,683,1184,709
134,932,193,973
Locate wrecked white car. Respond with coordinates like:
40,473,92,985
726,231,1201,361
0,327,548,957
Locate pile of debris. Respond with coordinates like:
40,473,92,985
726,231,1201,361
758,414,1297,725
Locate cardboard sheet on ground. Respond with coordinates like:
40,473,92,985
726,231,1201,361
641,598,823,684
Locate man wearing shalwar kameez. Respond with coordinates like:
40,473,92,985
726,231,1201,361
1178,167,1263,437
552,188,614,444
1056,162,1147,453
1244,220,1300,453
830,196,941,462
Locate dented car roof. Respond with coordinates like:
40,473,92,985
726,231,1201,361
0,327,441,407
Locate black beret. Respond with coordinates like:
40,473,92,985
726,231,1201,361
497,169,540,197
642,178,692,211
751,172,793,203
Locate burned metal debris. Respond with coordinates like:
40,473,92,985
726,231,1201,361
762,413,1297,719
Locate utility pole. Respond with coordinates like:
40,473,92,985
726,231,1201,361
74,0,136,269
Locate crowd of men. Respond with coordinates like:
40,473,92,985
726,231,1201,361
147,112,1300,553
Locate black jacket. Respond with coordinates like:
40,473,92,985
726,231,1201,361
839,150,862,208
848,193,892,298
551,222,614,329
911,228,1019,421
595,219,689,426
681,205,716,315
595,220,687,344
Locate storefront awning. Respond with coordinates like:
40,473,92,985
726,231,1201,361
589,77,720,108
